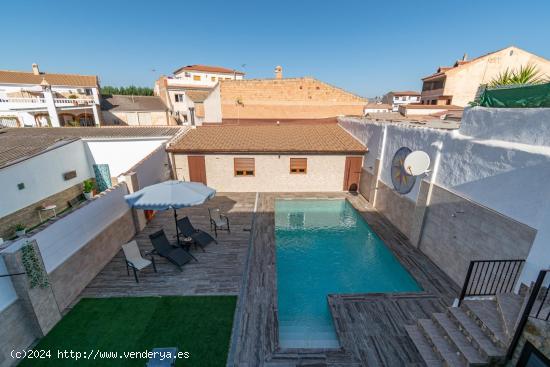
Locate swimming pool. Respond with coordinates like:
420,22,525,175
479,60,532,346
275,199,421,349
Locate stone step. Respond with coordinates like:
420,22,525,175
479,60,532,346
496,293,524,338
431,313,487,366
461,300,508,348
404,325,444,367
447,307,505,362
418,319,464,367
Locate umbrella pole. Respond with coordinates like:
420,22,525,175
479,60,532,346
174,208,180,246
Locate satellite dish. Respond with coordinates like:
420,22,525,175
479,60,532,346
403,150,431,176
391,147,416,194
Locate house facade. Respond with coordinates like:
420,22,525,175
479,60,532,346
364,102,392,114
382,91,421,112
101,95,173,126
154,64,244,125
166,124,367,192
0,64,101,127
421,46,550,106
201,68,368,123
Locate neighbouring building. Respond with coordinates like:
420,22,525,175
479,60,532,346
420,46,550,106
382,91,421,112
364,102,392,114
101,95,173,126
154,64,244,125
0,126,182,240
0,64,102,127
201,67,368,123
166,124,367,192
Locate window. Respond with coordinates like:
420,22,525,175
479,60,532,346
193,75,201,81
290,158,307,174
185,72,191,77
85,88,93,96
175,94,185,102
211,77,216,82
234,158,255,176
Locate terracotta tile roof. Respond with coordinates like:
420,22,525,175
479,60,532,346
0,132,77,169
101,95,168,112
167,124,367,154
173,64,245,75
0,70,98,87
0,126,183,169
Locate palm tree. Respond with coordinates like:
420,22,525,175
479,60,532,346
489,64,545,88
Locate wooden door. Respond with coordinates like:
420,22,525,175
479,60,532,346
343,156,363,191
188,156,207,185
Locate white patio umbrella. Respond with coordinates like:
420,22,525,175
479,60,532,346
124,180,216,244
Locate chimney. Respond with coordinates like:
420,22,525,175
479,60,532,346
32,63,40,75
274,65,283,79
462,53,468,61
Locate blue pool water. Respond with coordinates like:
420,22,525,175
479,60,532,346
275,199,421,349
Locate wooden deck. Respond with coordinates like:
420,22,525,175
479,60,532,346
78,193,256,300
230,193,459,366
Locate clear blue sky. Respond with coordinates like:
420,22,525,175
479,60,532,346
4,0,550,97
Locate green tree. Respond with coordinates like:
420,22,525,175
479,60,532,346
101,85,154,96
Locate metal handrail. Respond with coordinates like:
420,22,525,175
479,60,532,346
458,259,525,306
506,269,550,360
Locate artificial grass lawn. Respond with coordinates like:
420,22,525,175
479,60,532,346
20,296,237,367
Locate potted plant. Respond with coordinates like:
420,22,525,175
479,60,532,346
14,223,27,237
83,179,95,200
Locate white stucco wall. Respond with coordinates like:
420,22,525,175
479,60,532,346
0,256,17,311
24,184,130,272
173,154,351,192
84,138,169,177
0,140,93,218
340,107,550,285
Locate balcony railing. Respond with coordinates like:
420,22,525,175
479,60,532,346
0,97,94,106
458,259,525,306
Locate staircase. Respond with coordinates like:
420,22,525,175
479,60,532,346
405,293,525,367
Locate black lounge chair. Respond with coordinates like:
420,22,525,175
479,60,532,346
176,217,217,252
149,230,197,270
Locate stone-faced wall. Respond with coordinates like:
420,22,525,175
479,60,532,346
509,318,550,366
359,169,375,201
48,210,134,310
418,184,537,286
0,300,39,367
0,182,85,240
374,180,415,239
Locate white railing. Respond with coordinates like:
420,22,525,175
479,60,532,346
0,97,94,105
54,98,94,105
0,97,45,104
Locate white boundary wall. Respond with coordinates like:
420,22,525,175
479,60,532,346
0,256,17,312
125,143,171,188
84,138,168,177
17,184,130,272
339,107,550,286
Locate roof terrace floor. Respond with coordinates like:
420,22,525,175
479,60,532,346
76,191,459,366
